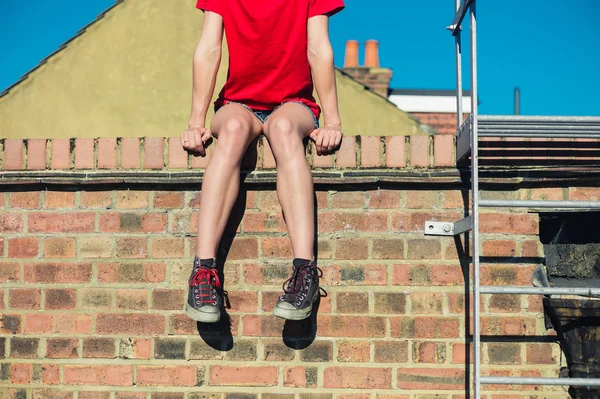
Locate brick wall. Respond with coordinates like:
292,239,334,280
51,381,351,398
1,136,597,399
410,113,470,136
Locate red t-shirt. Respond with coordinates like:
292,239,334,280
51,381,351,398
195,0,344,119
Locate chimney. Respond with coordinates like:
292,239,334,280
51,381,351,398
364,40,380,67
341,39,392,98
344,40,359,68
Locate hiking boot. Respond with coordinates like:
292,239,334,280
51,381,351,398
185,257,222,323
273,259,322,320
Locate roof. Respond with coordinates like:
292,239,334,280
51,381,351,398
0,0,124,98
389,88,472,97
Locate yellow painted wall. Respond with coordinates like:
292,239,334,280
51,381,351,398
0,0,430,139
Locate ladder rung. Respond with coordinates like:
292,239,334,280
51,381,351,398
481,376,600,386
480,200,600,209
481,286,600,296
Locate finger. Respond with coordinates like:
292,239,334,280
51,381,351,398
316,131,325,155
182,130,192,151
309,129,319,142
180,131,187,148
202,129,212,143
326,132,337,153
334,132,343,151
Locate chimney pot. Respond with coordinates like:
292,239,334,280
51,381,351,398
343,40,359,68
364,40,380,68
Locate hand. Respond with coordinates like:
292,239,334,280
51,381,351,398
309,124,343,156
181,125,212,156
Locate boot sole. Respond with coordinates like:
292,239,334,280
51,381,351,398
185,303,220,323
273,291,319,321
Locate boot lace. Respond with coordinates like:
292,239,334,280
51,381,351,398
280,264,323,306
189,266,221,306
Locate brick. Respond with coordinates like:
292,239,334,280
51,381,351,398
10,192,40,208
151,236,184,258
1,314,21,334
96,314,165,335
412,341,446,363
116,190,149,209
242,212,286,233
45,289,76,310
136,365,196,386
31,389,72,399
210,366,278,386
99,213,120,232
335,136,356,167
317,316,385,338
42,364,60,385
360,136,381,167
336,292,368,314
284,366,309,387
372,239,404,259
406,190,440,209
119,337,152,360
43,237,76,258
488,343,521,364
97,138,117,168
409,136,430,168
374,293,406,314
521,239,540,257
242,315,284,337
78,393,111,399
151,394,185,399
335,238,368,260
407,238,441,260
331,192,364,208
311,151,333,167
434,135,454,167
46,338,78,359
8,237,39,258
489,294,521,312
51,138,70,169
10,337,39,358
227,237,258,260
529,187,564,201
10,363,32,384
411,292,443,314
144,137,165,169
224,290,257,313
120,138,141,169
375,341,408,363
368,190,401,208
262,339,295,361
430,265,464,286
340,267,365,286
411,317,460,339
0,263,19,283
526,343,555,364
261,237,291,258
28,212,95,233
4,139,24,170
152,289,184,310
336,340,370,362
386,136,406,167
116,237,148,258
189,340,224,361
191,144,213,168
80,237,113,258
52,314,92,335
27,139,47,170
479,213,538,235
74,138,95,169
83,338,116,358
116,393,147,399
482,240,516,257
153,192,184,208
569,187,600,201
23,314,49,334
155,339,187,360
80,192,113,208
63,365,133,386
168,137,189,168
9,288,41,309
0,213,23,233
396,368,464,390
97,262,165,283
116,289,148,310
44,192,76,208
324,367,391,389
299,340,332,362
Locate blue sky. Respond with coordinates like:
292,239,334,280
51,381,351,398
1,0,599,116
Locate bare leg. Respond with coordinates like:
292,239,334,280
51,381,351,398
263,103,316,260
196,104,262,258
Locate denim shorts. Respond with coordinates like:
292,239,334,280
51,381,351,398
226,101,319,129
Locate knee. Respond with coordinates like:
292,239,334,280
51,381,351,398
267,118,303,158
216,118,251,155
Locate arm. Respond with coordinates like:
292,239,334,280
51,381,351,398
182,11,224,155
307,15,343,155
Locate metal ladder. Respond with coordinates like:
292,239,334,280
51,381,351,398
424,1,600,397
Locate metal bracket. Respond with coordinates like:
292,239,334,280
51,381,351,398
424,216,472,236
456,115,472,162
